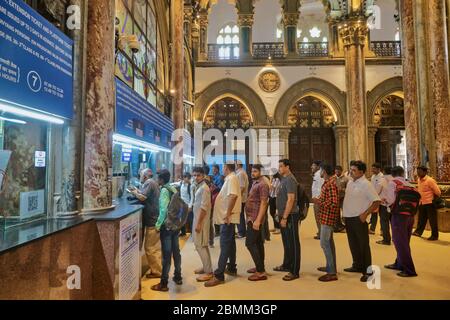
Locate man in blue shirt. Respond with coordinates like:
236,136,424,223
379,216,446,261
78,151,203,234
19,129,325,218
212,164,224,190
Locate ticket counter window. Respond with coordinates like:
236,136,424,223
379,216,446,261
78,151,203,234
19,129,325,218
0,115,48,228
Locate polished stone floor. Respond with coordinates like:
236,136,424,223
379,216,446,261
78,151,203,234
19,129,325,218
142,210,450,300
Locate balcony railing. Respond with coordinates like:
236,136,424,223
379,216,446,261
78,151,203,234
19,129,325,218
370,41,401,57
208,44,240,60
206,41,401,61
252,42,285,59
298,42,329,57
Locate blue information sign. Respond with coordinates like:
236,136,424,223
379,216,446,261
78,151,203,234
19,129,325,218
115,78,174,149
0,0,73,119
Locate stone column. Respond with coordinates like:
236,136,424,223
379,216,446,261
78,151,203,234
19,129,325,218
399,0,421,180
191,18,200,62
368,126,379,168
171,0,185,180
58,0,87,215
184,6,193,47
198,10,208,61
335,126,349,169
339,18,370,162
237,14,254,59
413,0,434,173
283,12,299,58
82,0,115,211
425,0,450,181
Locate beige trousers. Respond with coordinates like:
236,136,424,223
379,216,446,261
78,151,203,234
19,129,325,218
144,227,162,276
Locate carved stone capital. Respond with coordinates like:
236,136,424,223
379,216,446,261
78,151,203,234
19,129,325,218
282,12,300,27
335,126,348,139
368,126,379,139
198,10,208,29
184,6,193,22
338,19,369,47
238,13,254,27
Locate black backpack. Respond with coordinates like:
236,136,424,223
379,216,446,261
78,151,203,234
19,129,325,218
298,184,310,221
391,180,421,216
163,187,189,231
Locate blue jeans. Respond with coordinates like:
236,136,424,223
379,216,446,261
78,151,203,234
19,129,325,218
320,224,337,274
160,228,182,286
214,223,237,281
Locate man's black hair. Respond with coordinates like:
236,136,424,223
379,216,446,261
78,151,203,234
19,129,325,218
321,163,334,176
193,167,205,175
391,166,405,177
279,159,290,167
335,165,343,171
224,163,235,172
351,161,367,173
252,164,263,172
158,169,171,184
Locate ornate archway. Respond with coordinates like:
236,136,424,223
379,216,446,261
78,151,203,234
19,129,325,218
367,77,406,173
287,96,336,197
195,78,268,125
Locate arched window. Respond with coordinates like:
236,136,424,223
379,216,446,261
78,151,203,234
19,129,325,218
216,23,239,59
367,5,381,30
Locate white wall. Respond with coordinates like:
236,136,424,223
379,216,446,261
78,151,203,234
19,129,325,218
370,0,400,41
196,64,402,117
207,0,237,44
253,0,281,43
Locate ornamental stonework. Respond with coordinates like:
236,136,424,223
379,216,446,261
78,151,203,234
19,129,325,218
282,12,300,27
238,14,254,27
338,20,369,46
259,71,281,93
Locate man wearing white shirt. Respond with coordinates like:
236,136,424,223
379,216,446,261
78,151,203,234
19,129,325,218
236,161,250,238
377,167,393,245
369,163,384,234
205,163,242,287
311,160,324,240
343,161,381,282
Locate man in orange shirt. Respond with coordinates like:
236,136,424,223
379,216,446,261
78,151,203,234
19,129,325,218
413,166,442,241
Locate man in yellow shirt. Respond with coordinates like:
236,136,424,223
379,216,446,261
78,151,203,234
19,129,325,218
413,166,442,241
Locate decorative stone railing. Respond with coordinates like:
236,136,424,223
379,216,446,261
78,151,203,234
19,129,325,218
297,42,329,57
370,41,401,58
252,42,285,59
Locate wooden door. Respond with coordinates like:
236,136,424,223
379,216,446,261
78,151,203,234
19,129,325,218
287,97,336,198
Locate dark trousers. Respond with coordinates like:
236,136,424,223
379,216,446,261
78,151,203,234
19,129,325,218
370,212,378,232
280,214,301,276
379,205,391,243
209,211,214,246
345,217,372,275
392,214,417,275
180,211,193,235
263,212,270,241
237,203,247,237
415,204,439,238
160,228,182,286
269,197,280,229
245,221,265,273
214,223,237,281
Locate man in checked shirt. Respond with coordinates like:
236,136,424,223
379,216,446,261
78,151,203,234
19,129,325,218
315,163,341,282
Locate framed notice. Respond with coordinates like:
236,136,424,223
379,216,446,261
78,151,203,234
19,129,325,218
118,213,141,300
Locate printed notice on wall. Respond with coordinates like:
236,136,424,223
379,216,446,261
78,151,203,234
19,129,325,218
0,0,73,119
119,213,140,300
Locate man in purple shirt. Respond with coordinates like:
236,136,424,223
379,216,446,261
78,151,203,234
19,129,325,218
244,164,270,281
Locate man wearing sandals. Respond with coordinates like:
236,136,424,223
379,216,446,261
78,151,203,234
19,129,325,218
244,164,270,281
273,159,301,281
191,167,214,282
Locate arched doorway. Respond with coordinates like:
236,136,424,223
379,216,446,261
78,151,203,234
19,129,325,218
203,97,254,173
288,96,336,197
373,94,407,170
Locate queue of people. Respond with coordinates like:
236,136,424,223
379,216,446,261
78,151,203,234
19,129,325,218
128,159,442,292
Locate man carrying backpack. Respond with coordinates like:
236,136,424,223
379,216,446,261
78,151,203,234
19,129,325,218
384,166,419,278
151,169,185,292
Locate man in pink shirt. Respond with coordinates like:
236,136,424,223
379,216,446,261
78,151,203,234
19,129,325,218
413,166,442,241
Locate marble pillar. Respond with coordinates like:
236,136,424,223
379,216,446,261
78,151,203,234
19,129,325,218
335,126,349,170
368,126,379,168
283,13,299,58
238,14,254,59
82,0,115,211
399,0,421,181
58,0,86,215
425,0,450,182
339,19,369,163
171,0,185,180
413,0,434,172
198,11,208,61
